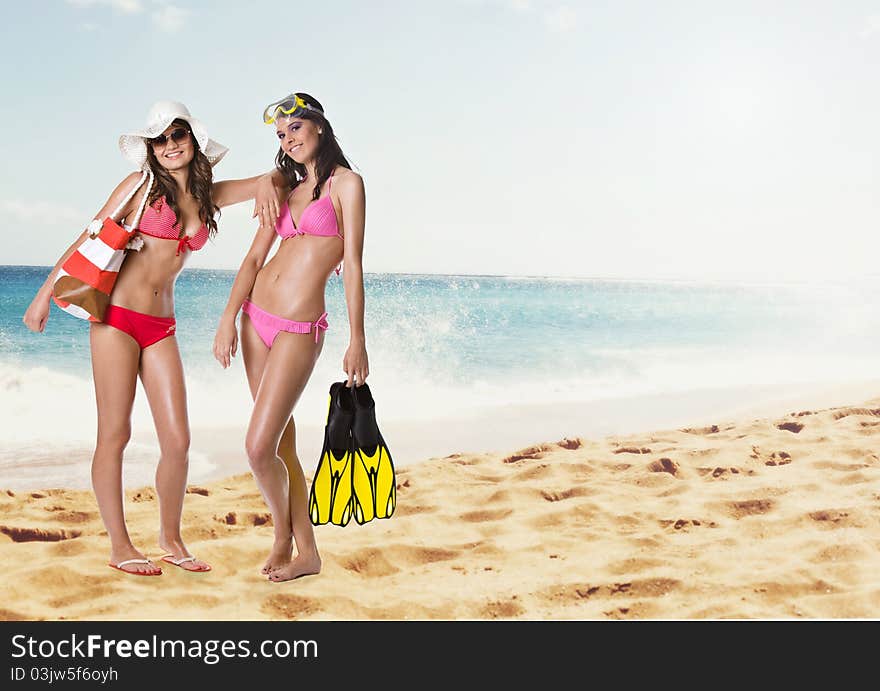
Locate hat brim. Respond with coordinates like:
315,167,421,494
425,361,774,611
119,113,227,170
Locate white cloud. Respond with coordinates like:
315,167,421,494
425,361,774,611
861,14,880,38
66,0,143,13
480,1,578,32
78,21,99,31
544,5,576,33
152,4,190,33
66,0,192,34
0,200,86,226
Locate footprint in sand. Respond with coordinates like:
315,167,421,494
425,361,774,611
129,489,156,503
750,580,838,599
659,518,718,531
212,511,269,526
727,499,775,518
680,424,722,435
807,509,860,528
503,445,547,463
339,548,400,577
776,421,804,434
503,439,581,464
809,543,866,564
217,512,238,525
43,509,97,524
647,458,679,477
750,446,793,467
450,456,482,466
833,407,880,421
512,464,553,481
553,578,680,603
480,598,525,619
697,466,752,479
540,487,590,502
0,526,82,542
262,594,323,619
555,438,583,450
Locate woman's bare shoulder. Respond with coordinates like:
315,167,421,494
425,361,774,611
332,168,364,194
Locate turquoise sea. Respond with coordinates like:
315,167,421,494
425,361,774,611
2,265,879,488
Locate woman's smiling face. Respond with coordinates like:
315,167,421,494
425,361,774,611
149,122,195,171
275,116,321,164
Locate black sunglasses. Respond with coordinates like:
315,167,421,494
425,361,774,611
150,127,191,147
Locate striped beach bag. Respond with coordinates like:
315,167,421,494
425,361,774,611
52,169,154,321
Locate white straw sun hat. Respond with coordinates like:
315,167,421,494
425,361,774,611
118,100,228,170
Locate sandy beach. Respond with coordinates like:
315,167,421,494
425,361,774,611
2,391,879,621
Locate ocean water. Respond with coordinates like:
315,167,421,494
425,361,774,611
2,265,879,488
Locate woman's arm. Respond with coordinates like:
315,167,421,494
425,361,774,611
212,169,288,228
212,222,278,368
338,172,369,386
22,172,143,333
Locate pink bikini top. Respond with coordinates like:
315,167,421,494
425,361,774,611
276,176,343,241
137,196,209,256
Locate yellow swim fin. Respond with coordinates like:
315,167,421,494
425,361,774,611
351,383,396,524
309,382,354,527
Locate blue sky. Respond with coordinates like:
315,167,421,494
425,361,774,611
1,0,878,280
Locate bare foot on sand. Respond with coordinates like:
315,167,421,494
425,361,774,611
261,536,294,574
267,552,321,583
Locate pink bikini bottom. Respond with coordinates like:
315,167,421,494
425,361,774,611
241,299,328,348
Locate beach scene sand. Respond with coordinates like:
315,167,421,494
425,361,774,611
2,385,879,621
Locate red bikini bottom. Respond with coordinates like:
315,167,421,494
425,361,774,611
102,304,177,349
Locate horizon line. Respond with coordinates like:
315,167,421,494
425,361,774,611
3,264,876,289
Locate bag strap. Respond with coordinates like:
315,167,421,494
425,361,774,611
108,168,155,228
86,168,155,238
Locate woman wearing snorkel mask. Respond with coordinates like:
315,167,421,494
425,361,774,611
212,93,368,582
22,101,285,576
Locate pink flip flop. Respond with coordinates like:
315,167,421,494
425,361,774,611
108,558,162,576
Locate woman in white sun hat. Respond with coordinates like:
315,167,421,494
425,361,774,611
23,100,285,576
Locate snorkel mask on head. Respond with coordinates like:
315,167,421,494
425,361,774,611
263,93,324,124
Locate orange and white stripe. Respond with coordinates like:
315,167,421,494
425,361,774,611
52,169,153,321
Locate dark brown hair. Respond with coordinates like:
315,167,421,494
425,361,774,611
145,119,220,237
274,93,351,200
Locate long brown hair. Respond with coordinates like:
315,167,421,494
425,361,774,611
145,118,220,237
274,93,351,200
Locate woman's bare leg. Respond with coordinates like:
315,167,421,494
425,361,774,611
241,314,322,580
90,323,160,575
240,315,289,573
139,336,209,572
272,407,321,583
